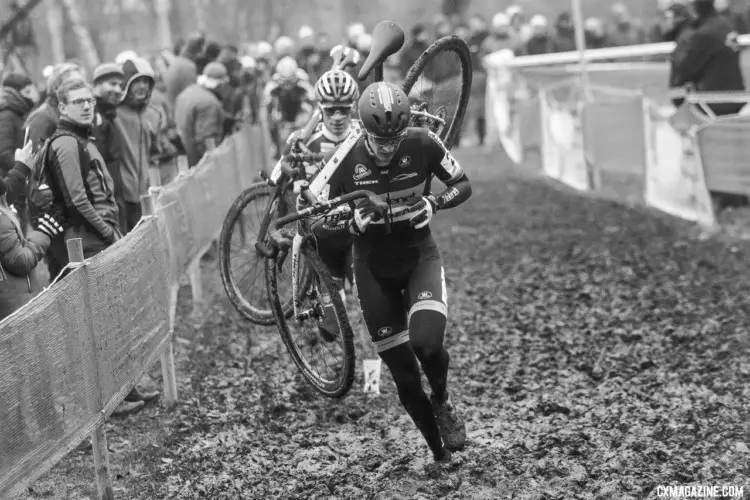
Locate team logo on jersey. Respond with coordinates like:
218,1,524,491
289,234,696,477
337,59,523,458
377,326,393,337
391,172,417,182
398,155,411,168
320,142,335,154
353,164,372,181
418,291,433,300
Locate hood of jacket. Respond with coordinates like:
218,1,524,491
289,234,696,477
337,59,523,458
0,87,33,116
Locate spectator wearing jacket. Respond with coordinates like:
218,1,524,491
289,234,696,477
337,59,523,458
585,18,611,49
148,56,182,186
196,40,222,76
24,63,85,148
608,3,648,46
165,33,205,109
115,57,162,233
400,24,431,80
92,63,125,218
673,0,745,116
0,73,39,177
665,3,696,107
715,0,748,34
520,15,554,55
175,62,227,167
550,12,577,52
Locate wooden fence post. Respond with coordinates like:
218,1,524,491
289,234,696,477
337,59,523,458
66,238,113,500
140,194,178,409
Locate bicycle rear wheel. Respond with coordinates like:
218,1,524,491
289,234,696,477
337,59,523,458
402,35,472,150
266,238,355,398
219,183,294,325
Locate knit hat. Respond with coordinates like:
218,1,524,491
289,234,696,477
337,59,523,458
197,62,228,89
93,63,124,84
121,57,155,95
2,72,32,92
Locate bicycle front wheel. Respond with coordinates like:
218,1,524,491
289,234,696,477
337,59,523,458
266,238,355,398
402,35,472,150
219,183,294,325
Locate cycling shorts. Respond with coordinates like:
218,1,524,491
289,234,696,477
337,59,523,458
353,233,447,353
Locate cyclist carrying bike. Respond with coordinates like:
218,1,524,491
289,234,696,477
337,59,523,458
263,56,315,157
270,68,361,340
312,81,472,462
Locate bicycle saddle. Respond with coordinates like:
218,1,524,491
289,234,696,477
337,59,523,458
357,20,405,81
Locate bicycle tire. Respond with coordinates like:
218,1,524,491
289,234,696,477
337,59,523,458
402,36,472,150
219,182,293,325
266,238,356,398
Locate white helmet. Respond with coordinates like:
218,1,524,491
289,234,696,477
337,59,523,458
274,36,295,57
256,41,273,60
276,56,299,82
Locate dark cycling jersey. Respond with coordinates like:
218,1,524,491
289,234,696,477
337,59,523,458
314,127,468,351
264,79,314,123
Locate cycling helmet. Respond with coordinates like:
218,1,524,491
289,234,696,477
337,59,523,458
358,81,411,138
276,56,299,83
315,70,359,105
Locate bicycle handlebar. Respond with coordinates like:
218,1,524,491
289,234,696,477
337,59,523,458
256,190,391,258
285,151,324,164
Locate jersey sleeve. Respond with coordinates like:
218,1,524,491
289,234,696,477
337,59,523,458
422,130,465,184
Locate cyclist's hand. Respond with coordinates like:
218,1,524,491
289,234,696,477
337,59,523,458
406,195,438,229
348,207,372,235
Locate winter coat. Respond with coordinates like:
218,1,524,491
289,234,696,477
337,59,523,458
672,12,746,116
520,35,555,55
164,55,198,109
93,98,125,202
174,83,224,167
607,21,647,47
0,210,49,321
115,104,162,203
47,118,119,248
0,87,33,176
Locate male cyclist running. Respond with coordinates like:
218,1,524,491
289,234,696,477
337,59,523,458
263,56,315,157
312,81,472,462
270,69,360,339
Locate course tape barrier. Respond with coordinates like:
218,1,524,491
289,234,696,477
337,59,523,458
0,122,270,497
483,49,747,228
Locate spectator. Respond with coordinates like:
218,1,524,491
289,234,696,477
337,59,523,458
550,12,577,52
585,17,611,49
196,40,222,75
434,18,453,39
24,63,84,148
346,23,366,49
273,36,296,62
296,25,323,82
608,3,648,46
673,0,745,116
650,0,682,42
0,170,63,321
466,15,490,147
468,14,490,50
115,57,162,233
3,140,51,207
91,63,125,221
148,57,182,186
0,73,39,178
218,50,246,136
400,24,431,78
715,0,748,33
164,33,204,109
175,62,227,167
520,15,554,55
507,5,531,45
665,2,695,107
481,13,520,56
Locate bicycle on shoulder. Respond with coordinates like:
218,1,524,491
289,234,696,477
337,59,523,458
260,20,474,400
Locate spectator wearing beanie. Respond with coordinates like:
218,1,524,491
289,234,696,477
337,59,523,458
0,73,40,178
165,33,205,109
24,63,85,148
175,62,228,167
92,63,126,219
115,57,163,234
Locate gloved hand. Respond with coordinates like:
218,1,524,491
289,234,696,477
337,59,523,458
34,212,64,239
347,198,383,235
407,195,438,229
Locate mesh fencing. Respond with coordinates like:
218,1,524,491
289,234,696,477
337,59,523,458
0,123,269,497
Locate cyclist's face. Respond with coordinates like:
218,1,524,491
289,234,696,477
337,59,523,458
321,105,353,136
366,132,406,163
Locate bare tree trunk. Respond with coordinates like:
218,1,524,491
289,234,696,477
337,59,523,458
45,0,66,64
58,0,100,68
155,0,173,50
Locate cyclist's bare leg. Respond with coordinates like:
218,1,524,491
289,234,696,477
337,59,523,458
379,343,449,460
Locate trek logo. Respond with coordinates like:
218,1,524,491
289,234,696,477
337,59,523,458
353,164,372,181
398,155,411,168
355,180,379,185
391,172,417,182
377,326,393,337
418,291,433,300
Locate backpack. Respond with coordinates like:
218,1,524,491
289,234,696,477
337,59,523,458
27,129,90,221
